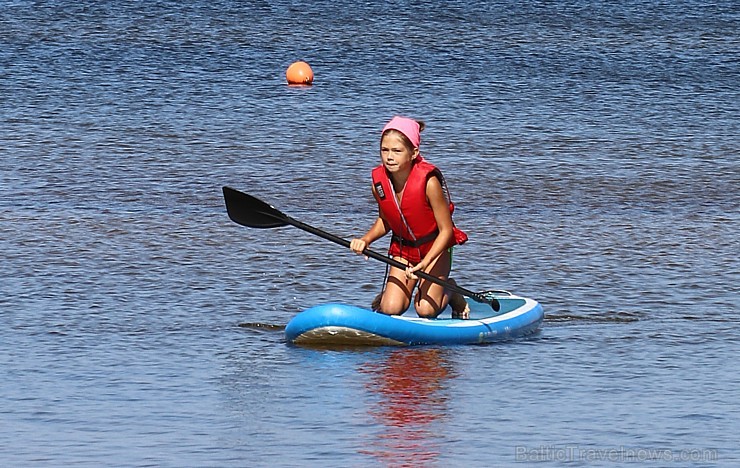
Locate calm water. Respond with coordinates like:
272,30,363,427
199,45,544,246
1,0,738,466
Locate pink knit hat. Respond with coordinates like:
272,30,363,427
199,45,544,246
382,116,420,148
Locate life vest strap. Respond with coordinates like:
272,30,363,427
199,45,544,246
391,230,438,248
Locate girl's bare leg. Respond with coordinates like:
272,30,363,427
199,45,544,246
377,258,417,316
373,252,468,318
414,250,453,318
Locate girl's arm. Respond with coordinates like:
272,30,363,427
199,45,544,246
350,185,390,254
351,215,388,253
407,175,454,274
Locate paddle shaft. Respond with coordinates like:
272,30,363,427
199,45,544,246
277,212,496,307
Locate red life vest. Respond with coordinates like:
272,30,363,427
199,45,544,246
371,156,468,264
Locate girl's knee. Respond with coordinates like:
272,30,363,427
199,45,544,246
380,295,409,316
415,302,442,318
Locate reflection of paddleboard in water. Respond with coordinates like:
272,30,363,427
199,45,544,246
286,293,543,346
359,348,454,465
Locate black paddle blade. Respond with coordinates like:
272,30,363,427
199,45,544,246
476,290,505,312
222,186,288,229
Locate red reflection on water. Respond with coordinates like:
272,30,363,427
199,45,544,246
358,348,456,466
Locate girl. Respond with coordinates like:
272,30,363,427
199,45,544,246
350,116,470,319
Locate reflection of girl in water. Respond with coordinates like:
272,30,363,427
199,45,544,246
359,348,456,465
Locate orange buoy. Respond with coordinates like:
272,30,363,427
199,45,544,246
286,61,314,85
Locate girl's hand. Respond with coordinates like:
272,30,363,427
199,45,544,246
405,261,428,280
350,238,368,257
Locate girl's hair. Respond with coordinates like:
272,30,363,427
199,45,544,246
381,120,425,151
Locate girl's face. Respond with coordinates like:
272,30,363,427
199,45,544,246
380,131,418,174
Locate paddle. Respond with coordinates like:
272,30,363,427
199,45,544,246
222,186,500,312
